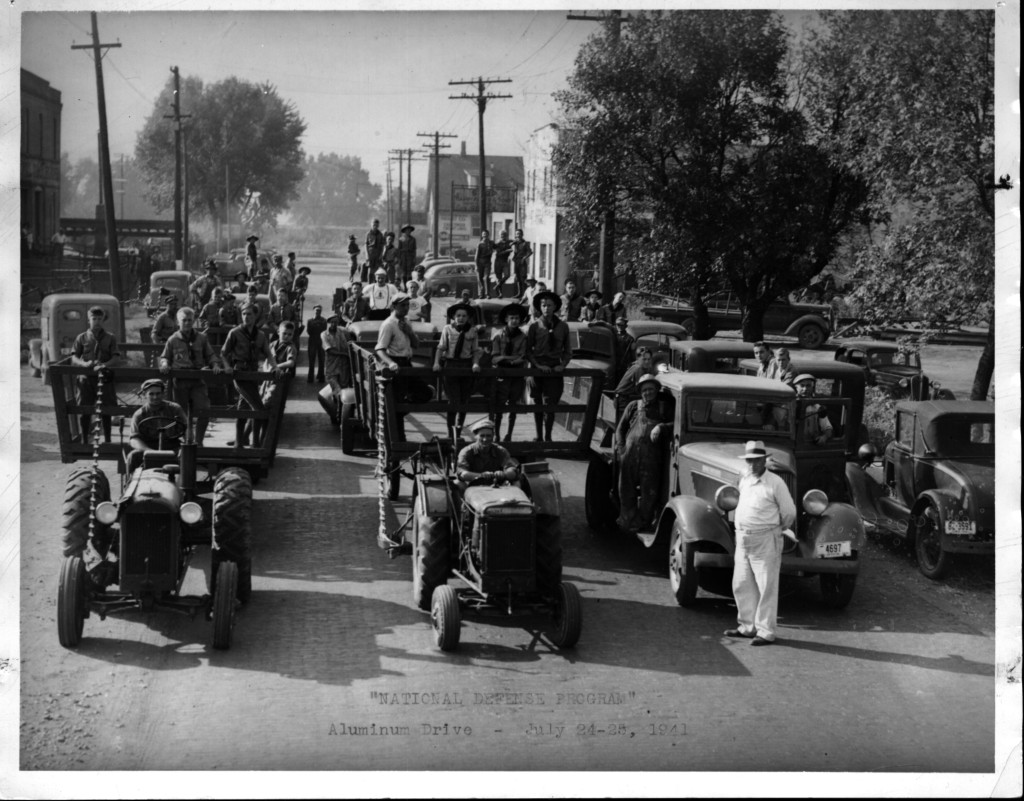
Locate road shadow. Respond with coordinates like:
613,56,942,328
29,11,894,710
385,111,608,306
778,637,993,677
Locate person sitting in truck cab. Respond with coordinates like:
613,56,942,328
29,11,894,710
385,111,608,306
794,373,833,445
456,419,519,487
127,378,188,472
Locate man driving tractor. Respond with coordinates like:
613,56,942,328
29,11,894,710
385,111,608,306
127,378,189,472
455,418,519,487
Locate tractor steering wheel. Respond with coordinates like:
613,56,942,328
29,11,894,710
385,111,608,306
136,415,187,448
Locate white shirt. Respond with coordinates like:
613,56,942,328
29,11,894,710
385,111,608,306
735,468,796,533
368,282,399,310
407,296,427,322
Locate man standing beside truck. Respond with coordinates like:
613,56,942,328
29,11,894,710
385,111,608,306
71,306,121,444
724,440,796,647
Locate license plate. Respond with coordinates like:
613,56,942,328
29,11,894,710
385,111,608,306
945,519,976,536
815,540,851,558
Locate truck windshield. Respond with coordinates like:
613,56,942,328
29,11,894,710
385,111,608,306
687,397,793,434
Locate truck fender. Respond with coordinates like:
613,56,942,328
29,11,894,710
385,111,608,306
651,495,733,552
845,463,884,524
804,502,866,552
340,386,356,407
911,489,960,539
415,476,452,519
520,469,562,518
783,313,831,338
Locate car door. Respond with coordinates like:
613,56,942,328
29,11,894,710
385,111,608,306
878,409,916,522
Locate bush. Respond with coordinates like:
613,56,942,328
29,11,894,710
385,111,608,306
863,386,896,452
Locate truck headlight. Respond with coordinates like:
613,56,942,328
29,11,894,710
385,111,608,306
715,485,739,512
180,502,203,525
802,489,828,516
899,378,909,389
95,501,118,525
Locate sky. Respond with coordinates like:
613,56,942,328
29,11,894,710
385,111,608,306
20,7,599,193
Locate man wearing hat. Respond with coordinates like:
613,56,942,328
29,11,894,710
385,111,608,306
365,218,386,276
158,306,223,447
190,260,224,307
397,225,417,288
367,268,400,312
492,229,512,296
127,378,188,471
381,231,399,285
559,280,584,323
614,373,672,534
489,302,529,441
292,265,311,305
474,230,495,299
525,290,572,442
613,315,636,380
511,228,534,298
305,303,328,383
434,302,483,441
725,441,796,646
151,293,180,346
376,293,432,440
245,235,259,276
347,235,361,281
456,418,519,487
70,305,121,443
221,303,280,448
794,373,833,445
229,271,249,294
581,288,603,322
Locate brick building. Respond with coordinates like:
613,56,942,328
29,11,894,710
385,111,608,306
21,69,62,254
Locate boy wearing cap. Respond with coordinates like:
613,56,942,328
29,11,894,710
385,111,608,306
127,378,188,471
434,302,483,441
489,303,529,442
725,441,796,646
292,266,311,304
71,306,121,443
305,304,328,383
190,261,223,307
456,419,518,487
614,374,672,534
525,291,571,442
794,374,833,445
158,306,223,446
581,289,603,323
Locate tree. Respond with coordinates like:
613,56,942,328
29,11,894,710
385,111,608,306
290,153,379,228
803,10,995,398
135,75,307,233
554,10,866,340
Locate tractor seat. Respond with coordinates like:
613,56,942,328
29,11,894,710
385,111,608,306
142,449,178,470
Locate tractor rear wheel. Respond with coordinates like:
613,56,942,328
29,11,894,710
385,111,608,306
550,582,582,648
535,514,563,597
413,512,450,611
62,466,111,558
431,585,461,651
213,467,253,603
212,560,239,650
57,555,88,648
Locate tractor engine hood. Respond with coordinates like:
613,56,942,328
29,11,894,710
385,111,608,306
121,469,182,508
463,485,534,515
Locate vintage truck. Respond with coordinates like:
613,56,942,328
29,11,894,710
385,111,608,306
586,372,866,608
846,401,994,579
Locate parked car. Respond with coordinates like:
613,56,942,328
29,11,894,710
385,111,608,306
846,401,994,579
144,270,195,314
421,262,481,298
644,291,834,349
833,340,953,400
625,320,689,364
669,340,756,373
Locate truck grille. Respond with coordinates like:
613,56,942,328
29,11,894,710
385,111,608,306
482,517,535,574
122,512,174,576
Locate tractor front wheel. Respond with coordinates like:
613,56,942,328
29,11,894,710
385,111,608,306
431,585,461,651
535,514,563,597
550,582,582,648
213,467,253,603
212,560,239,650
57,555,88,648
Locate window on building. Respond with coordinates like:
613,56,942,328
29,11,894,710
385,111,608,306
39,113,44,156
531,170,537,204
53,118,59,159
539,243,549,280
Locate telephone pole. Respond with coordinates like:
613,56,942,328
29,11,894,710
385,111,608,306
418,131,456,258
567,10,627,295
72,13,124,312
164,67,191,265
388,149,404,230
449,77,512,237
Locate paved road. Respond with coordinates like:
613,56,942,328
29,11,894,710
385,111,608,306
14,257,998,788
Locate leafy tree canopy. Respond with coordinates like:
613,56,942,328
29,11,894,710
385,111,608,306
290,153,379,228
135,75,307,231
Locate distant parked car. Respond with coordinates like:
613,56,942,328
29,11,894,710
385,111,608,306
421,262,481,298
643,291,834,349
833,340,953,400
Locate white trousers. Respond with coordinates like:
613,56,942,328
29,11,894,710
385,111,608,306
732,529,783,641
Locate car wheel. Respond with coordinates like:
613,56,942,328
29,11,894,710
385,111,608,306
819,570,857,609
668,521,698,606
57,555,88,648
914,503,952,580
211,560,239,650
550,582,582,648
797,323,827,350
431,585,461,652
